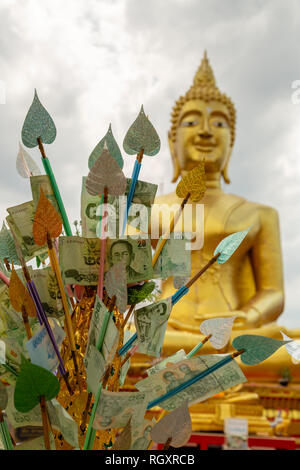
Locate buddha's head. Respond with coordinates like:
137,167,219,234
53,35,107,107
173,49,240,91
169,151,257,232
169,52,236,184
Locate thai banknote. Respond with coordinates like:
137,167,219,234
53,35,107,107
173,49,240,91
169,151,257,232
153,233,191,280
84,295,119,394
85,345,106,395
25,319,66,372
135,298,172,357
146,349,187,376
5,386,78,448
106,237,153,284
6,201,47,261
47,399,79,448
119,330,133,387
81,177,157,238
29,266,65,320
59,236,100,285
5,385,42,427
15,434,56,451
59,236,153,285
93,389,149,430
104,260,127,313
0,285,23,333
135,354,247,411
30,175,60,214
130,418,156,450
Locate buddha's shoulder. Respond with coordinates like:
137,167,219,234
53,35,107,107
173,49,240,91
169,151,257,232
225,193,280,230
226,192,279,215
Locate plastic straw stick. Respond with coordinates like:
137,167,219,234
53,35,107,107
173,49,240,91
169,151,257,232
122,149,144,235
83,297,115,450
0,271,9,286
83,385,102,450
186,334,212,358
97,188,108,300
152,192,190,268
147,350,243,409
38,138,72,236
27,281,67,377
47,236,79,378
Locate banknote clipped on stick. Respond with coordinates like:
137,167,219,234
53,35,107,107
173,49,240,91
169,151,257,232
6,201,48,261
81,177,157,238
59,236,153,286
135,298,172,357
153,233,191,280
84,295,119,395
136,354,247,411
93,389,149,430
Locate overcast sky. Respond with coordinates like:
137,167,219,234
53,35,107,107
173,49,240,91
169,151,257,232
0,0,299,328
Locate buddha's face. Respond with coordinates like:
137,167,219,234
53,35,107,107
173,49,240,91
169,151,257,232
171,99,232,176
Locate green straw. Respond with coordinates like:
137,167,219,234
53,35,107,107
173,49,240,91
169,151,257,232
41,156,72,236
187,334,212,359
83,385,102,450
0,418,14,450
3,363,18,377
83,296,116,450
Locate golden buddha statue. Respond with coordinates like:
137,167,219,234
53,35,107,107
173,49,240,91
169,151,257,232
150,52,300,383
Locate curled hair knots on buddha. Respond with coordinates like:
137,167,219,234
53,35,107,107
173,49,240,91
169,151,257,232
169,51,236,184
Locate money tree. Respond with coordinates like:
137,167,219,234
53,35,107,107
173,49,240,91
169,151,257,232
0,94,293,451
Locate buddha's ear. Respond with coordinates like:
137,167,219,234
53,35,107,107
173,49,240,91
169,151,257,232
168,131,181,183
221,145,233,185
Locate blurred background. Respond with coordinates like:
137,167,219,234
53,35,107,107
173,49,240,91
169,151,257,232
0,0,299,327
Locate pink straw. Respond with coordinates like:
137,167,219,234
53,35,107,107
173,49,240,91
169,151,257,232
97,191,108,299
0,270,10,286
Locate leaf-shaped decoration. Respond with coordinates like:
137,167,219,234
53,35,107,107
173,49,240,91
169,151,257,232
0,382,8,410
86,148,127,196
123,105,160,156
281,331,300,364
88,124,124,170
104,260,128,313
127,281,156,305
111,418,132,450
176,163,206,202
33,189,62,245
0,222,20,265
21,89,57,148
214,228,250,265
232,335,290,365
173,276,189,290
9,266,36,317
16,142,41,178
14,356,60,413
150,401,192,448
200,316,236,349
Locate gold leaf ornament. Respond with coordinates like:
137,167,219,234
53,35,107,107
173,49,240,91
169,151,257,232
33,189,62,246
176,162,206,202
9,267,36,317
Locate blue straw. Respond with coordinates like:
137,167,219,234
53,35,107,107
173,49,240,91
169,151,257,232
118,333,136,356
122,160,141,235
118,285,190,356
147,354,234,409
171,286,189,305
